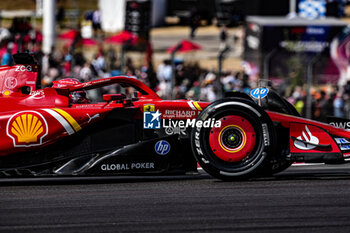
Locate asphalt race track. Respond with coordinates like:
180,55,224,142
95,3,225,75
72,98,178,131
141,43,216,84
1,164,350,233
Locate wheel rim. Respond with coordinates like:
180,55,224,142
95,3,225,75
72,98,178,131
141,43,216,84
209,115,256,162
220,125,245,151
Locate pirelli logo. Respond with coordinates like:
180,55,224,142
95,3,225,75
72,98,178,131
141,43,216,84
43,108,82,135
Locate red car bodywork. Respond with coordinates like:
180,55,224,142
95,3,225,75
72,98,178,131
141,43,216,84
0,66,207,157
0,59,350,179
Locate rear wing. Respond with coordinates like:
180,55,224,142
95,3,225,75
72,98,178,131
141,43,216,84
0,52,40,97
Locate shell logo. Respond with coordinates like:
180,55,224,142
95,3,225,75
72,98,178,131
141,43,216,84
3,90,11,96
7,111,48,147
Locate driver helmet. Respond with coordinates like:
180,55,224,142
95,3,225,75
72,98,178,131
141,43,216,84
52,78,89,104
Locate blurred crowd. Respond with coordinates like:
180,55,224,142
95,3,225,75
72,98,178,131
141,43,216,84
34,45,252,103
286,82,350,121
0,28,252,104
0,17,42,65
2,32,350,122
30,44,350,122
1,16,350,122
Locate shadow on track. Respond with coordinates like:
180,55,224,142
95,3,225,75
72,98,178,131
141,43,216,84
1,163,350,186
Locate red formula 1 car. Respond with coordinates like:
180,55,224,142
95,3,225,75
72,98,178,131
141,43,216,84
0,52,349,180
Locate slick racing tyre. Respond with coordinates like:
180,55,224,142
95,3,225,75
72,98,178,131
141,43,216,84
259,90,299,174
191,97,276,180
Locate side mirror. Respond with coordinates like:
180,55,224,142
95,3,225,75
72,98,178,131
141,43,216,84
103,94,126,102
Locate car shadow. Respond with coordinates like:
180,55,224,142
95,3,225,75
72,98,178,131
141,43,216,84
1,164,350,186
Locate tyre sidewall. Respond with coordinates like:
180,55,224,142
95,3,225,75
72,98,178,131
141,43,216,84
191,98,276,180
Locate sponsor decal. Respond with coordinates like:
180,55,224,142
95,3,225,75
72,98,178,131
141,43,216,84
143,110,161,129
82,83,91,88
163,110,196,118
7,111,48,147
194,131,202,155
101,162,155,171
329,121,350,129
53,108,81,132
15,65,32,72
52,80,79,88
293,126,319,150
261,123,270,146
26,81,36,85
194,128,209,164
87,113,100,123
155,140,170,155
30,90,45,99
187,101,202,111
83,79,110,88
143,110,221,131
74,104,103,108
4,77,17,89
3,90,11,96
335,138,350,144
335,138,350,151
340,144,350,150
250,88,269,99
143,104,155,112
165,126,187,136
43,108,81,135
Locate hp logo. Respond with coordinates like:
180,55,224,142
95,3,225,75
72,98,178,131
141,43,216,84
250,88,269,99
155,140,170,155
